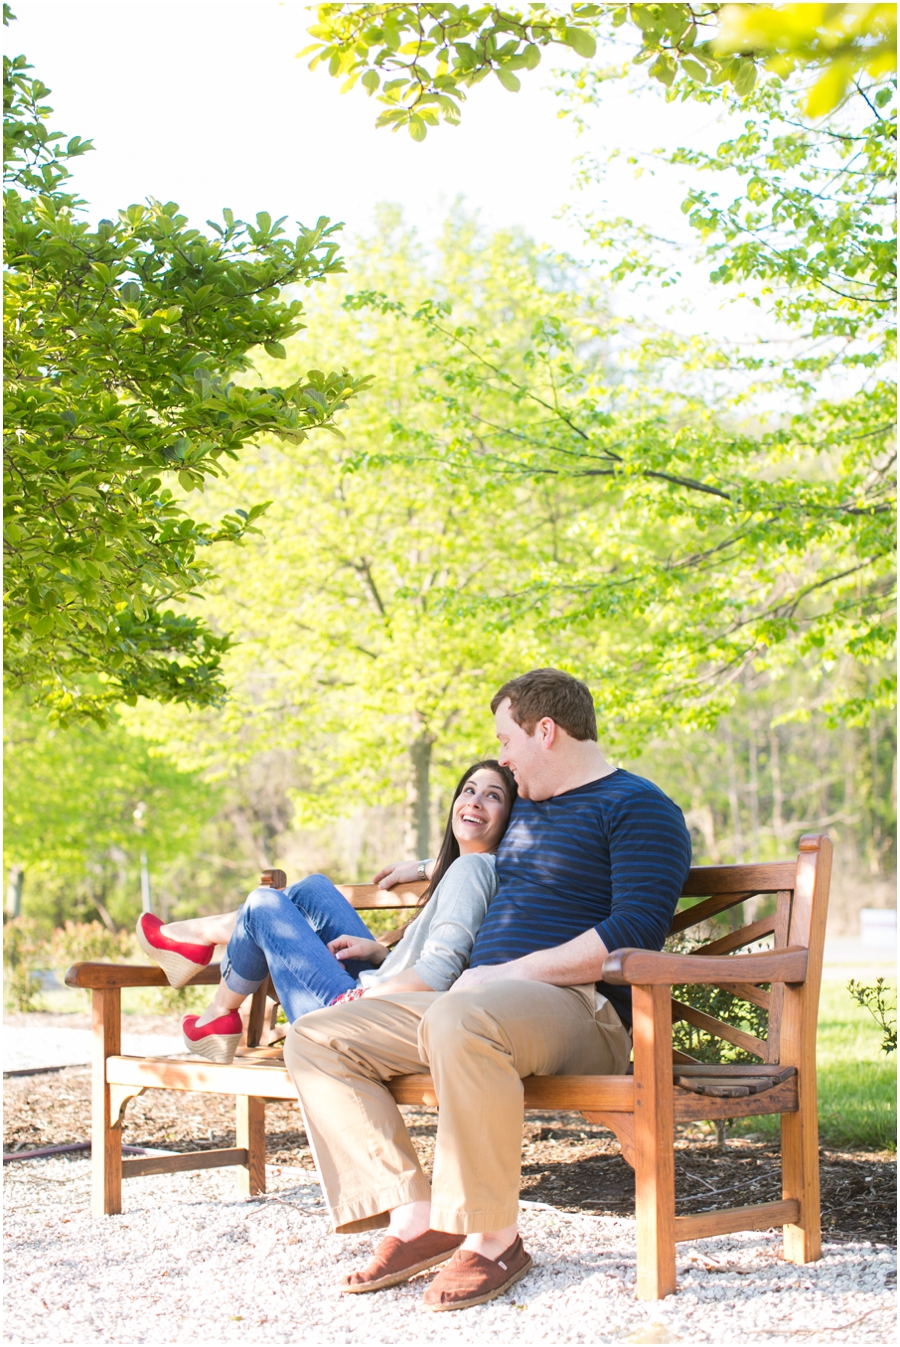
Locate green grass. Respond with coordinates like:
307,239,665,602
734,979,897,1151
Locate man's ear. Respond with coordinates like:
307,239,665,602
537,717,558,748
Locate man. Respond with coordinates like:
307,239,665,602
285,669,692,1311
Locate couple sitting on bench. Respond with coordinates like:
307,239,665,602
137,668,692,1312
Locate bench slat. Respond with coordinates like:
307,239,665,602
674,1199,800,1242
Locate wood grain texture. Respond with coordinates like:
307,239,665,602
674,1075,798,1122
781,834,832,1264
603,947,807,987
679,862,796,896
259,870,287,889
670,999,767,1061
669,891,756,934
336,882,428,910
92,988,122,1218
674,1199,800,1243
67,962,221,989
245,979,274,1049
693,916,777,957
236,1096,266,1198
108,1084,145,1127
714,982,771,1010
767,890,793,1063
632,985,677,1300
122,1147,248,1179
105,1056,299,1099
386,1073,636,1111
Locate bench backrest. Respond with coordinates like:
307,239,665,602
325,834,831,1068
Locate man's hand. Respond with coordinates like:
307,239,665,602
448,962,536,994
327,935,389,966
372,859,432,889
449,929,610,994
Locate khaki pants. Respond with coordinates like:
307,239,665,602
284,981,632,1234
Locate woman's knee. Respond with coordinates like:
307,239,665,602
245,885,288,912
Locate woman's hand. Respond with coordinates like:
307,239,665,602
327,935,389,966
372,859,433,889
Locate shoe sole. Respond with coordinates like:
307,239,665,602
341,1247,460,1294
424,1254,533,1311
182,1029,241,1064
136,924,209,989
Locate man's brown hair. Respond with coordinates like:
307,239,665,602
490,668,597,741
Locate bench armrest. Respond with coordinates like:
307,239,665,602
602,946,808,987
65,961,222,990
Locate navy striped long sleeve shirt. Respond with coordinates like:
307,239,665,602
469,768,692,1027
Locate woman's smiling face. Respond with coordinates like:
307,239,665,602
451,768,512,854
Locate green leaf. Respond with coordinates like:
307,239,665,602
563,26,596,59
362,68,380,94
408,115,427,141
264,341,287,359
680,57,708,85
495,67,521,92
732,60,757,97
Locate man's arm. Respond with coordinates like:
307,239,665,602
448,928,609,993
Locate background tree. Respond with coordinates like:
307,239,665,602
300,0,895,733
3,693,220,932
127,209,612,858
300,2,896,137
3,12,366,722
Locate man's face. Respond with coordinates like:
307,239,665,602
494,698,554,801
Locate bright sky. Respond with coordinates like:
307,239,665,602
7,1,769,341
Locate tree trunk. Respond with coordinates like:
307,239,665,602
748,719,759,861
5,865,24,920
769,726,783,845
404,731,434,860
723,717,744,864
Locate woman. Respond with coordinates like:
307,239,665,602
137,760,516,1064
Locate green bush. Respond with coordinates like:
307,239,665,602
3,916,45,1011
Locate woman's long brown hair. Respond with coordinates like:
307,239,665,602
423,759,517,901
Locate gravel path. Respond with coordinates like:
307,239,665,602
4,1157,895,1344
3,1026,184,1073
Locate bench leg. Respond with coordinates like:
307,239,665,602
236,1095,266,1198
91,989,122,1217
632,986,677,1300
781,1076,821,1263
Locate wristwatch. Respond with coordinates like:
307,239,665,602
416,859,431,881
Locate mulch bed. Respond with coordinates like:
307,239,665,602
4,1065,895,1245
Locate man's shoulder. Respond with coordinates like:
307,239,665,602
560,768,680,812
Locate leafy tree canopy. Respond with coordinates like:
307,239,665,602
293,11,897,728
300,2,896,138
3,7,367,722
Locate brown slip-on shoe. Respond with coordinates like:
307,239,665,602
423,1233,533,1309
341,1230,464,1294
422,1235,533,1311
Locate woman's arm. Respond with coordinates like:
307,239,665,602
394,855,496,992
361,967,432,998
372,858,435,889
327,935,390,967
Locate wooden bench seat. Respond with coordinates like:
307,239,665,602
66,833,832,1300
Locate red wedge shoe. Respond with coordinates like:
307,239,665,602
136,913,213,989
182,1012,243,1064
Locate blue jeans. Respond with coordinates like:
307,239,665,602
220,875,377,1023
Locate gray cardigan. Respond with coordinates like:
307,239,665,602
357,852,497,993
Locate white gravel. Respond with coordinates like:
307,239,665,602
4,1027,184,1073
3,1157,895,1344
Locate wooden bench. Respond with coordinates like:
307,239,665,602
65,832,832,1300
